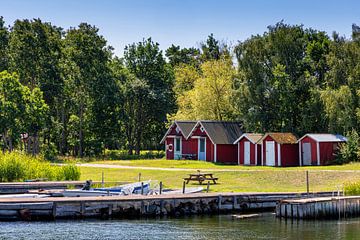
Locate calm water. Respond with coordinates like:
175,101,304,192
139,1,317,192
0,213,359,240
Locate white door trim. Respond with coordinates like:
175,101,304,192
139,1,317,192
299,141,302,166
214,143,217,163
316,142,320,166
237,143,240,165
255,144,257,165
277,143,281,167
261,143,264,166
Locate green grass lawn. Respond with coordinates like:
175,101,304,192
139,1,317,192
74,158,360,193
89,158,360,171
80,165,360,193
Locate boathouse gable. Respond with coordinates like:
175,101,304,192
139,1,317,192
161,121,198,160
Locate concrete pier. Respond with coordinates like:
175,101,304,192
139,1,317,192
0,192,333,221
276,196,360,219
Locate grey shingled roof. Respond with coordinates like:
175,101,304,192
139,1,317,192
199,121,243,144
175,121,197,138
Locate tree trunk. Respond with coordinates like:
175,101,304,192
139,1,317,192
79,102,84,158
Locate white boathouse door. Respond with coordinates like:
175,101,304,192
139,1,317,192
265,141,275,166
198,138,206,161
244,141,251,165
302,143,312,166
174,137,182,160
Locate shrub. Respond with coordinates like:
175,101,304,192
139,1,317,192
0,152,81,182
41,143,58,162
344,181,360,196
336,130,360,164
60,164,81,181
104,149,165,160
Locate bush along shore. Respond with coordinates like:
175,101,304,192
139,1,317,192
0,152,80,182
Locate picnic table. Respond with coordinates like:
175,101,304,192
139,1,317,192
183,172,218,185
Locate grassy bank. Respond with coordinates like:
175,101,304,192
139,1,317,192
0,152,80,182
89,159,360,171
80,166,360,193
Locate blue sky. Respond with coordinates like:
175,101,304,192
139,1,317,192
1,0,359,56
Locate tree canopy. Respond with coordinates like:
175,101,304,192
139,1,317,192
0,16,358,157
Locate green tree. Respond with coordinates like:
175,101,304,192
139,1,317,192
165,45,200,67
234,22,331,134
0,17,9,71
124,38,175,154
63,23,119,156
0,71,48,153
8,18,63,153
171,59,236,121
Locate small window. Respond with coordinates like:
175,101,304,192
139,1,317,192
200,126,205,132
199,138,205,152
175,127,180,133
175,138,181,152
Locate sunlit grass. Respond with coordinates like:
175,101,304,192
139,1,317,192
80,166,360,193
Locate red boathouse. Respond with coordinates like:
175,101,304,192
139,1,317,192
259,133,299,167
233,133,263,165
297,134,347,166
187,121,243,164
160,121,197,160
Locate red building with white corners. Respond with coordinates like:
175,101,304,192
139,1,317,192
234,133,263,165
297,134,347,166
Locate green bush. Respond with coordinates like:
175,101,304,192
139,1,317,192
104,149,165,160
344,181,360,196
41,143,58,162
336,130,360,164
60,164,81,180
0,152,81,182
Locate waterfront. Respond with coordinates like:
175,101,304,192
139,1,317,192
0,213,359,240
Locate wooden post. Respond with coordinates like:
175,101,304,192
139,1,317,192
138,173,141,182
141,182,144,195
182,181,186,194
306,171,309,196
102,171,104,188
206,181,210,193
159,181,163,195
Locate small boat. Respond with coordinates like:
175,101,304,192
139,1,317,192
61,189,121,197
94,181,151,195
150,187,203,195
61,181,151,197
0,194,51,199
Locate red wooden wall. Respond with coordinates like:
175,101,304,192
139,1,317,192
237,138,257,165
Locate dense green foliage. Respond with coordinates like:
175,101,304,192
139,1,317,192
0,17,359,158
0,152,80,182
336,130,360,164
104,149,165,160
344,181,360,196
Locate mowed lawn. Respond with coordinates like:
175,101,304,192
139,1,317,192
90,159,360,171
79,159,360,193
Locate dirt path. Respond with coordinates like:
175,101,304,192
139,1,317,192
70,163,360,173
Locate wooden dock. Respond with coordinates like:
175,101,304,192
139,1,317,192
0,191,333,221
0,181,126,194
276,195,360,219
